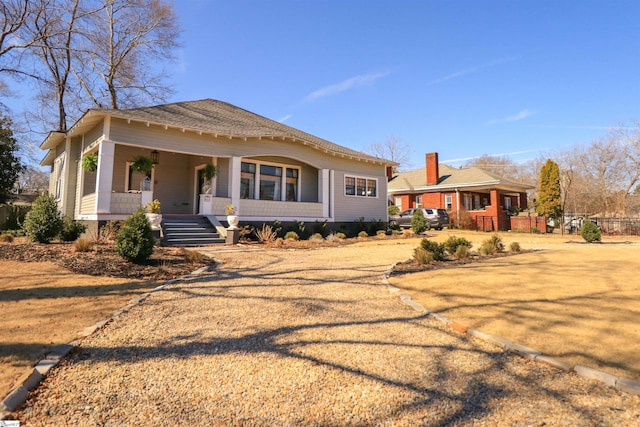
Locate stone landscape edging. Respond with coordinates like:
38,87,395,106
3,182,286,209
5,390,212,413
0,264,215,419
382,260,640,397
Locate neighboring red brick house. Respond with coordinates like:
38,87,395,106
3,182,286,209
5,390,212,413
387,152,534,231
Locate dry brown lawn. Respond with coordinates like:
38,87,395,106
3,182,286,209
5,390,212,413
388,230,640,382
0,262,161,399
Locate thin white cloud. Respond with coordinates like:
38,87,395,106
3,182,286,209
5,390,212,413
486,109,535,125
278,114,292,123
304,71,392,102
428,55,521,86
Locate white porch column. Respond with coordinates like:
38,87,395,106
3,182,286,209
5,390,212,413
229,156,241,213
319,169,330,218
95,140,115,214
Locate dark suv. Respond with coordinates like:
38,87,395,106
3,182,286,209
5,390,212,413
389,208,449,230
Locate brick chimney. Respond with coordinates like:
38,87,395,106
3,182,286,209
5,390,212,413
426,152,439,185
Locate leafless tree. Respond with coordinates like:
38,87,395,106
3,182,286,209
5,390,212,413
16,164,49,194
363,136,414,172
73,0,181,109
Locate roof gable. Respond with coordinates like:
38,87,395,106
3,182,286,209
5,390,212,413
388,163,533,192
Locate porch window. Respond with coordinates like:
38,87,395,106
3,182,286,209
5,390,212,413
464,194,472,210
416,195,423,208
474,194,480,210
445,194,452,210
504,197,511,210
259,164,282,200
344,175,378,198
286,168,298,201
240,162,256,199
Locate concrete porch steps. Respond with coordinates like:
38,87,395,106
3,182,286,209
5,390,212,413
161,215,225,247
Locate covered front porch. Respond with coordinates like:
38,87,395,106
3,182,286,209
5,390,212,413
76,142,331,222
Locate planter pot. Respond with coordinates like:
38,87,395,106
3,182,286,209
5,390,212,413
145,213,162,231
227,214,239,229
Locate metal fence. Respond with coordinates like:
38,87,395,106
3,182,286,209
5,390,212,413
567,217,640,236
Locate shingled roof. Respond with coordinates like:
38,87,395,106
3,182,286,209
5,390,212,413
41,99,394,166
388,163,533,192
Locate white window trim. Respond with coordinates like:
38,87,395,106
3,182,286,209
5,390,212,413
124,161,155,193
444,193,452,210
241,159,301,202
344,174,379,198
394,196,403,211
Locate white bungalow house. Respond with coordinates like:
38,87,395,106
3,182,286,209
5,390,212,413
41,99,395,234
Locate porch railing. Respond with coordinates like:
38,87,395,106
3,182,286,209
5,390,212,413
199,195,324,218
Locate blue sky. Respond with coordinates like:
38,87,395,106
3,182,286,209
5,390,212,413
8,0,640,169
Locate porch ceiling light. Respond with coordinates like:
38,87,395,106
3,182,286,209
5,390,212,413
151,150,160,165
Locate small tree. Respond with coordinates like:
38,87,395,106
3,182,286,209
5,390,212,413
411,209,428,234
22,194,63,243
0,115,25,204
536,159,562,221
580,221,601,243
115,209,154,262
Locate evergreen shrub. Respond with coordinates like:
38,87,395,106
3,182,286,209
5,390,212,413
22,194,63,243
115,209,154,263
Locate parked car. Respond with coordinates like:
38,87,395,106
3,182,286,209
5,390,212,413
389,208,449,230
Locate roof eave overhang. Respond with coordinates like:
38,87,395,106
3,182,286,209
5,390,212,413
108,113,395,166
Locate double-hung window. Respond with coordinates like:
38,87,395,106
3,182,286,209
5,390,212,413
344,175,378,198
260,164,282,200
240,162,256,199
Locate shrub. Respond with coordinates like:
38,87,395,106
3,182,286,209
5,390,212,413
354,217,368,235
479,234,504,255
444,235,472,255
59,216,87,241
325,232,345,242
450,208,477,230
312,220,327,236
358,230,368,238
419,238,446,261
309,233,324,242
414,247,434,264
2,205,29,230
239,225,254,241
411,209,428,234
368,218,385,236
74,238,94,252
509,241,521,252
388,205,400,216
99,220,123,242
376,230,387,237
255,224,278,242
284,231,299,240
0,233,14,243
115,209,155,263
455,245,470,259
22,194,63,243
580,221,601,243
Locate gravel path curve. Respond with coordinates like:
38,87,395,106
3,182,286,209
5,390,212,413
16,241,640,426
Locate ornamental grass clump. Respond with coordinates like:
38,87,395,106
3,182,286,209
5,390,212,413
115,209,155,263
284,231,299,240
414,247,434,264
23,194,63,243
455,244,471,259
479,234,504,255
74,237,94,253
509,241,521,252
255,224,277,243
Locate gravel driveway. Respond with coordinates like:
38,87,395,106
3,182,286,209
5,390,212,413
17,241,640,426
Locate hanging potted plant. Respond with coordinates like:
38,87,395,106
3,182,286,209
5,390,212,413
225,204,239,229
131,155,154,174
201,163,217,194
82,154,98,173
